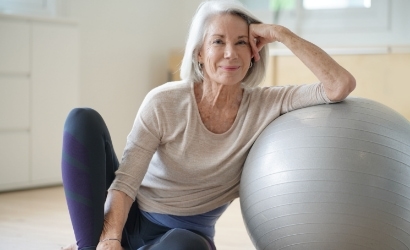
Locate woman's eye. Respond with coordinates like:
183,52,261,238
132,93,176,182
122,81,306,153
213,39,223,44
237,40,248,45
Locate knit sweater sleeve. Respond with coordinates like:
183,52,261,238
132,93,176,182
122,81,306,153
257,82,333,115
108,88,162,200
282,82,333,113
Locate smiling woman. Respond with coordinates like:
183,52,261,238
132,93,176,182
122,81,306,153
198,14,252,88
195,14,252,134
61,1,355,250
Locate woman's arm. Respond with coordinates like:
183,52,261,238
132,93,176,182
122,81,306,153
249,24,356,102
96,190,134,250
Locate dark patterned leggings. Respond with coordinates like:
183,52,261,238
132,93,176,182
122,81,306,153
61,108,214,250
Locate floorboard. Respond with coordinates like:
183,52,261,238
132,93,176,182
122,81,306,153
0,186,255,249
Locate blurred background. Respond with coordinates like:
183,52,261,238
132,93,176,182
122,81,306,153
0,0,409,248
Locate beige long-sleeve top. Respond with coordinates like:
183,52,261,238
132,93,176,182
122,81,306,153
109,80,331,216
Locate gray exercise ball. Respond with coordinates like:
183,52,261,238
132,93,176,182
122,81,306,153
240,97,410,250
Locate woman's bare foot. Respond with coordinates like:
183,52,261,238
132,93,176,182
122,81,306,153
61,243,78,250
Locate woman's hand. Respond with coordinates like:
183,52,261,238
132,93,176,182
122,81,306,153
96,239,123,250
249,23,355,102
249,23,288,61
96,190,133,250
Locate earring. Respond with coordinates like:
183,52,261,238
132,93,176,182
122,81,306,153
249,61,253,68
198,62,204,78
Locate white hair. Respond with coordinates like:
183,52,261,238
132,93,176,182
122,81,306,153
180,0,269,88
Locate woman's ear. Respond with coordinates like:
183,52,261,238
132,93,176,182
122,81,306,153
197,51,202,63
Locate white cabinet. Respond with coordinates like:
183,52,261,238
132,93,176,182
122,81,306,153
0,15,79,191
0,132,30,186
0,77,30,130
0,20,30,73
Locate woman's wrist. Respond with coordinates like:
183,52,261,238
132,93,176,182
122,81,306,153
100,227,122,243
275,25,293,45
100,238,121,244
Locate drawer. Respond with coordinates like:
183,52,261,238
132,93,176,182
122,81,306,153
0,19,30,74
0,76,30,130
0,132,30,187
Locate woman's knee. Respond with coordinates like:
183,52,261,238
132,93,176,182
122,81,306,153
66,108,101,125
148,228,213,250
64,108,105,133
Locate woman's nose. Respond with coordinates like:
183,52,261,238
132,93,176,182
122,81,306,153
224,44,237,59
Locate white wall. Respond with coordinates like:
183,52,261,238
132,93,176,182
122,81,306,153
66,0,202,155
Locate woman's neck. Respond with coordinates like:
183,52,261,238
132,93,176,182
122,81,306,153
194,80,243,134
196,80,243,109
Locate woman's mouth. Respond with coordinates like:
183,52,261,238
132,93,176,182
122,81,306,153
221,66,240,71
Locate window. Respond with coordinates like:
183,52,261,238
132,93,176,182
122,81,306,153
239,0,407,47
241,0,386,33
0,0,64,17
298,0,387,34
303,0,371,10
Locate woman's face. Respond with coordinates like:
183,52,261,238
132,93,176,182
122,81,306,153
198,14,252,86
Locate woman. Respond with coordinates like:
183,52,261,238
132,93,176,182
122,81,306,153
62,0,356,249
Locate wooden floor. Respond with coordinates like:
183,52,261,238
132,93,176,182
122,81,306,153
0,186,255,250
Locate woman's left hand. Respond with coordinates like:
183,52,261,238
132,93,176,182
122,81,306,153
249,23,355,102
249,23,287,61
